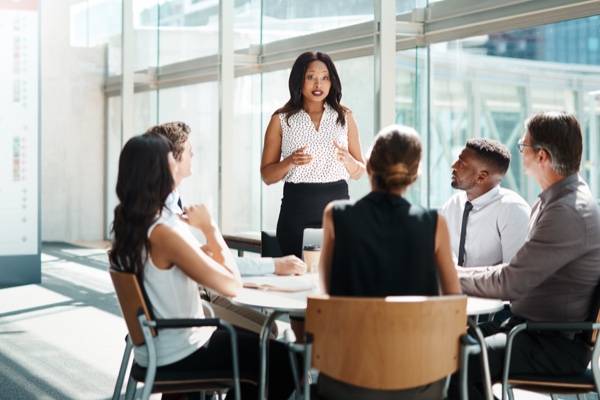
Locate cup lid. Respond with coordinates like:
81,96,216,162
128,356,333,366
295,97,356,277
303,245,321,251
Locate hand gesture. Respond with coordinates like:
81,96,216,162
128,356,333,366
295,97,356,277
180,204,215,232
274,255,308,275
290,144,313,166
200,243,214,258
333,140,351,164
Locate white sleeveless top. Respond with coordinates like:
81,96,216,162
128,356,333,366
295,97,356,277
133,213,215,367
280,102,350,183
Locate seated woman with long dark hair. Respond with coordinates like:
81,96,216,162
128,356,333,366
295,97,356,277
108,133,296,399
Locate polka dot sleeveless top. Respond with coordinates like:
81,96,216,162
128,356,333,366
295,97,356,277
280,102,350,183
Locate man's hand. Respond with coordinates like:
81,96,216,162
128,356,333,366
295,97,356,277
274,255,307,275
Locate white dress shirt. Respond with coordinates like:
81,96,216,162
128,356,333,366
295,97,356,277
441,185,531,267
165,191,275,276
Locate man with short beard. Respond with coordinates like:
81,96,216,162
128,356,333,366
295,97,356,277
441,138,530,267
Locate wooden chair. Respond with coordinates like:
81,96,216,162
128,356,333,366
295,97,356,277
109,267,245,400
287,294,477,400
501,284,600,400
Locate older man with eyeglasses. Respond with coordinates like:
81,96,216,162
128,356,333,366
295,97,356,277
449,111,600,400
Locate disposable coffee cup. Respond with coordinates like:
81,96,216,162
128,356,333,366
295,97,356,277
302,245,321,274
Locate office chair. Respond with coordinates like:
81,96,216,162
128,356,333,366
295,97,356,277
111,301,218,400
501,283,600,400
109,267,245,400
285,294,479,400
261,230,282,257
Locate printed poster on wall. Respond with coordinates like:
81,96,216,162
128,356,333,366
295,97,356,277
0,0,39,262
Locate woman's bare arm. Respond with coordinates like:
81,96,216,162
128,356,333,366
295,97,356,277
260,114,312,184
150,223,242,297
345,112,366,179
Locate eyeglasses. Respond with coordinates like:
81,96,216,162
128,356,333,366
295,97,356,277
517,139,536,153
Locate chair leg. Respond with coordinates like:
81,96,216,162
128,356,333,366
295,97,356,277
576,394,586,400
550,395,559,400
112,339,133,400
124,376,137,400
507,386,514,400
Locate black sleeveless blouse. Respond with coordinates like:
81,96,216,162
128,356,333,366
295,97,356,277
329,192,439,297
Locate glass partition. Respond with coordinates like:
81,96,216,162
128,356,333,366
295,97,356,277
158,82,220,231
261,0,374,44
427,16,600,208
102,1,600,241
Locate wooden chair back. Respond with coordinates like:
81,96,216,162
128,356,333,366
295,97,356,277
109,267,155,346
305,294,468,391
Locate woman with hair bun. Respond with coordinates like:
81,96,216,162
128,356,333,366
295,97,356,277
319,124,461,297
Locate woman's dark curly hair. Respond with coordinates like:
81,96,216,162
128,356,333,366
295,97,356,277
275,51,348,126
108,133,174,279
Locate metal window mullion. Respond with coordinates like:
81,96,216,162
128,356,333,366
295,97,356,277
219,0,234,232
120,0,134,145
374,0,397,134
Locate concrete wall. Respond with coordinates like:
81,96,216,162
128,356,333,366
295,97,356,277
40,2,106,242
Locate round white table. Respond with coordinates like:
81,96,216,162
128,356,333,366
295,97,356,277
232,277,504,400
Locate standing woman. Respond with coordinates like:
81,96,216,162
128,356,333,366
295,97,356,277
261,51,366,258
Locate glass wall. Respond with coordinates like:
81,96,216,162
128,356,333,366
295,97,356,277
428,15,600,209
158,82,220,229
261,1,374,44
102,0,600,239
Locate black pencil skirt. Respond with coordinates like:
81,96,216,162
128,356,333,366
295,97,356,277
276,180,349,258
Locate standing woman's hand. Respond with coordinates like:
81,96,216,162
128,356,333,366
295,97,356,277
290,144,313,166
334,140,362,178
333,140,352,165
338,112,366,179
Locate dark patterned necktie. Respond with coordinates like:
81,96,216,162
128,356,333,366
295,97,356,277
457,201,474,266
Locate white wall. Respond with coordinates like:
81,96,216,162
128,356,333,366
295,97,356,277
41,1,106,242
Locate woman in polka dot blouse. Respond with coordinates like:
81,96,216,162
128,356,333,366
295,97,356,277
261,51,366,258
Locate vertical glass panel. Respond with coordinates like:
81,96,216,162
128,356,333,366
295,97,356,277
396,47,428,207
396,0,419,14
232,74,263,233
70,0,122,48
105,91,157,235
106,95,122,234
234,0,261,51
261,1,374,44
158,82,220,232
335,56,374,202
428,16,600,208
136,0,220,67
134,0,159,70
260,68,289,231
70,0,123,75
586,94,600,203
